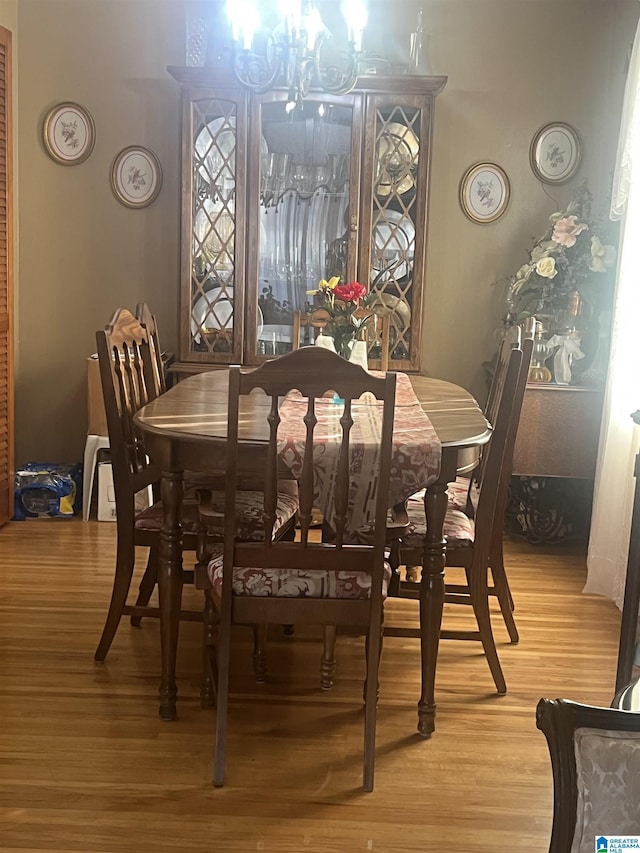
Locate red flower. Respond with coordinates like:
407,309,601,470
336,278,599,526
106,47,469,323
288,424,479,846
333,281,367,304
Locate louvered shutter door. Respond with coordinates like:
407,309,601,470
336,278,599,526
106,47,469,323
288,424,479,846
0,27,13,527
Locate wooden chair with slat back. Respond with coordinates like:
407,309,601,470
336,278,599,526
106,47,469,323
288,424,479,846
536,697,640,852
439,319,535,644
292,308,391,371
194,346,397,791
386,339,525,695
94,308,299,665
94,307,203,661
135,302,166,400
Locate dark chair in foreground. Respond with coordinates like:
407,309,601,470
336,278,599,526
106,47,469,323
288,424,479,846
386,339,526,694
195,347,397,791
94,308,298,662
536,697,640,853
615,410,640,693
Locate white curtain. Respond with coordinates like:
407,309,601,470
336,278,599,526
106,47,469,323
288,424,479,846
585,9,640,606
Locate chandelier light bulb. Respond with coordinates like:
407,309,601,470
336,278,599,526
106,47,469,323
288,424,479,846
226,0,261,50
225,0,367,105
341,0,367,49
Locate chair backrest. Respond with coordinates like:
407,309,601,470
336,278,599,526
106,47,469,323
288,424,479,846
536,697,640,853
468,342,523,576
222,345,397,611
135,302,166,399
489,321,534,532
465,322,533,518
96,308,159,528
292,308,391,371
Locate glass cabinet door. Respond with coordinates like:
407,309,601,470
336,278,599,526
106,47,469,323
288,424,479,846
245,92,362,362
360,96,431,372
182,91,247,364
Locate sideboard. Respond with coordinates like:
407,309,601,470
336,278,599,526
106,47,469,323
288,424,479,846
508,384,604,542
512,384,604,479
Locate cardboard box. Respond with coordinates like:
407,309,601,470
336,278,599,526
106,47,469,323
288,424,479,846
97,462,154,522
87,355,108,437
97,461,117,521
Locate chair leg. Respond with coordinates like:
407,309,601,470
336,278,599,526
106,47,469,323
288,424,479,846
131,546,158,627
363,617,383,792
94,540,135,662
213,611,232,788
405,566,420,583
252,624,268,684
388,541,402,597
321,625,337,689
201,590,218,708
490,544,519,644
363,620,383,704
472,571,507,695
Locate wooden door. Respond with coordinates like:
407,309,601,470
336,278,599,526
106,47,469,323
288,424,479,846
0,27,13,527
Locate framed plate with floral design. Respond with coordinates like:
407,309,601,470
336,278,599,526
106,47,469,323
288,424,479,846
110,146,162,208
43,102,95,165
459,162,510,224
530,122,581,184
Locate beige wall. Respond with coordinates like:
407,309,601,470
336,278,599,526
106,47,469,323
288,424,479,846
13,0,639,464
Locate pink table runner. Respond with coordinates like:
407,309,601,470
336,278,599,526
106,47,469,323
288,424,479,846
277,372,442,533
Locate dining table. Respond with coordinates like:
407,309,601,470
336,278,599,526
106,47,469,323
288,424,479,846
134,368,491,736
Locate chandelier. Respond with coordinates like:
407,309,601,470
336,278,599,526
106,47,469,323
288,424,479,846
224,0,368,109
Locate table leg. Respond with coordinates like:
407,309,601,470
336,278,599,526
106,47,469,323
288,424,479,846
418,481,448,737
158,471,184,721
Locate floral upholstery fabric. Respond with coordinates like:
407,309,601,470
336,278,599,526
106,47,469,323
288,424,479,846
446,477,471,511
447,477,479,515
571,726,640,853
206,549,392,600
134,481,299,539
398,494,475,549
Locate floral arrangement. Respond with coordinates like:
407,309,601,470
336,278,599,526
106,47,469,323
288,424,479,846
306,276,377,359
505,184,617,327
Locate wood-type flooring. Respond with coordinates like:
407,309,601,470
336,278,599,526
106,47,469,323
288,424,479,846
0,519,622,852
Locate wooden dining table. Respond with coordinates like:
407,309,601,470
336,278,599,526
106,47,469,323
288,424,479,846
134,369,491,735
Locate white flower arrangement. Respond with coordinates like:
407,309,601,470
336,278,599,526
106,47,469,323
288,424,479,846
505,184,617,327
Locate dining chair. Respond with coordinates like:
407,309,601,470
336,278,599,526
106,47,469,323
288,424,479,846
444,321,534,644
194,346,397,791
292,307,391,370
536,696,640,853
135,302,167,399
386,340,524,694
94,308,299,662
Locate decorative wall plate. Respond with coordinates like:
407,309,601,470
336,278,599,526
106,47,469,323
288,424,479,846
530,122,581,184
371,210,415,280
459,162,510,224
111,146,162,208
43,102,95,165
375,121,419,196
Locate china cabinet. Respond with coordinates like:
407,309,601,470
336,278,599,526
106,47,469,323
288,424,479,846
167,65,446,373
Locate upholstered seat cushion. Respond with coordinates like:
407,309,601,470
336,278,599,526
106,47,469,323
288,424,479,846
206,549,392,600
571,726,640,852
135,481,299,539
399,494,475,549
447,477,469,511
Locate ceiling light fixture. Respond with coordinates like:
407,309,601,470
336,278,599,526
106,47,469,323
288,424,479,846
224,0,368,109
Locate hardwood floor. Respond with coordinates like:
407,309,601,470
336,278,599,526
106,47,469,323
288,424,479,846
0,519,621,852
